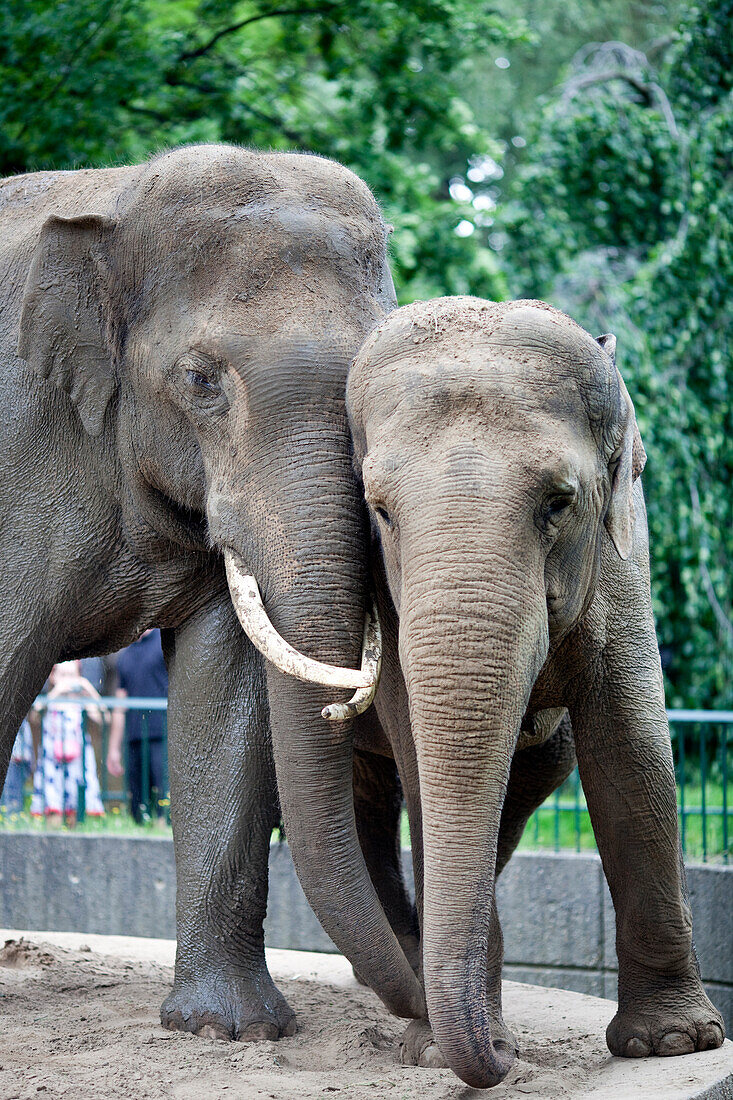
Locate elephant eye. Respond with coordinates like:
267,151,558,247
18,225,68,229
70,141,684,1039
174,351,225,406
374,505,393,529
544,484,577,526
547,494,573,517
186,368,218,394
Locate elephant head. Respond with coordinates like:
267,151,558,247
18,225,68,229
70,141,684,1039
347,297,647,1086
16,144,423,1018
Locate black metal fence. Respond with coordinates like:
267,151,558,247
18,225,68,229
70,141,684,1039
524,709,732,864
2,700,731,863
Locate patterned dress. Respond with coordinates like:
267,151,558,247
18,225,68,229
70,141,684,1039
31,700,104,817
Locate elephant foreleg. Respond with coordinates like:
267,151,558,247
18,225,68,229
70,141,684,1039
0,595,58,787
353,746,420,976
570,570,724,1059
160,592,296,1042
496,713,577,876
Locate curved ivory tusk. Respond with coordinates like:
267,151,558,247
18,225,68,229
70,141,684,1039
224,550,379,696
321,601,382,721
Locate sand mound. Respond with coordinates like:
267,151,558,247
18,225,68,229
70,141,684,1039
0,935,730,1099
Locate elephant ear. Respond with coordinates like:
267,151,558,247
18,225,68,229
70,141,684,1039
18,213,117,438
596,333,647,560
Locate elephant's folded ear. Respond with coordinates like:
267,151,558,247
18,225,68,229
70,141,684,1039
18,213,117,438
596,334,646,482
604,367,647,560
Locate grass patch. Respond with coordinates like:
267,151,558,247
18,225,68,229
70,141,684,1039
0,800,171,835
398,772,731,863
3,775,730,863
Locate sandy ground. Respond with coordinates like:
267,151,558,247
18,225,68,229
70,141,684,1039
0,932,731,1100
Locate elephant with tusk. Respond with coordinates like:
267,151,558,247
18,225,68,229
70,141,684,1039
224,552,381,711
0,143,428,1042
346,296,725,1089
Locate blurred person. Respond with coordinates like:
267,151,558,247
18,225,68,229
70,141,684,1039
30,661,105,824
107,628,168,823
0,719,33,812
80,656,105,693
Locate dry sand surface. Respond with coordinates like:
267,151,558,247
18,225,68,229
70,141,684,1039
0,933,731,1100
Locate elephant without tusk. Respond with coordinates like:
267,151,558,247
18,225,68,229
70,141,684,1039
346,296,725,1088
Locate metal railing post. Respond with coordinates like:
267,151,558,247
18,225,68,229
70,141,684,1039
76,709,87,825
723,721,729,866
141,711,150,822
9,701,731,860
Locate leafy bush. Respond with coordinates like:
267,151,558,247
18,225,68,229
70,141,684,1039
0,0,520,301
499,6,733,707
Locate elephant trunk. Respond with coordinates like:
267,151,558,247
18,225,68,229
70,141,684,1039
236,475,424,1021
401,552,548,1088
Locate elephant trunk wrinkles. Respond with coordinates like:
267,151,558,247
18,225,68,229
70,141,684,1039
257,494,425,1021
402,557,548,1088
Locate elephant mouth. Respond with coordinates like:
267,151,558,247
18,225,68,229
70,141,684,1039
223,548,382,720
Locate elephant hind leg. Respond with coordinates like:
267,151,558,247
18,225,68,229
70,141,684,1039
353,747,420,976
496,713,577,876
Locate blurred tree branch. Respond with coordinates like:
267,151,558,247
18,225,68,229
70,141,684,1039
14,0,121,141
177,4,340,63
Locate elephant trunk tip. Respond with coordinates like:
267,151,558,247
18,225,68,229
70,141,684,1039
454,1038,516,1090
426,963,518,1087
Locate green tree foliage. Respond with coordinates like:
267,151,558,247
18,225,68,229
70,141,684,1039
0,0,522,300
1,0,729,706
498,4,733,707
0,0,154,172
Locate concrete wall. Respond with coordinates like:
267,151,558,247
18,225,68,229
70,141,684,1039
1,833,730,1030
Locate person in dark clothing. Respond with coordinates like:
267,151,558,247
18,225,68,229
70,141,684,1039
107,629,169,822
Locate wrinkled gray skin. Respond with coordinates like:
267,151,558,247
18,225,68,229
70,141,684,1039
347,297,725,1089
0,143,426,1041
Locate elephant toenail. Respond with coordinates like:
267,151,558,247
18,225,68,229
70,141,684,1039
698,1023,724,1050
199,1023,230,1041
238,1021,279,1042
624,1037,651,1057
657,1031,694,1056
419,1043,447,1069
282,1017,298,1037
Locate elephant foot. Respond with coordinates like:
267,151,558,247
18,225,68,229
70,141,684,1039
607,967,724,1058
161,962,297,1042
400,1019,447,1068
401,1016,518,1079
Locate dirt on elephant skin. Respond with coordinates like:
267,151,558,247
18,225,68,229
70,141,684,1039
0,937,613,1099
